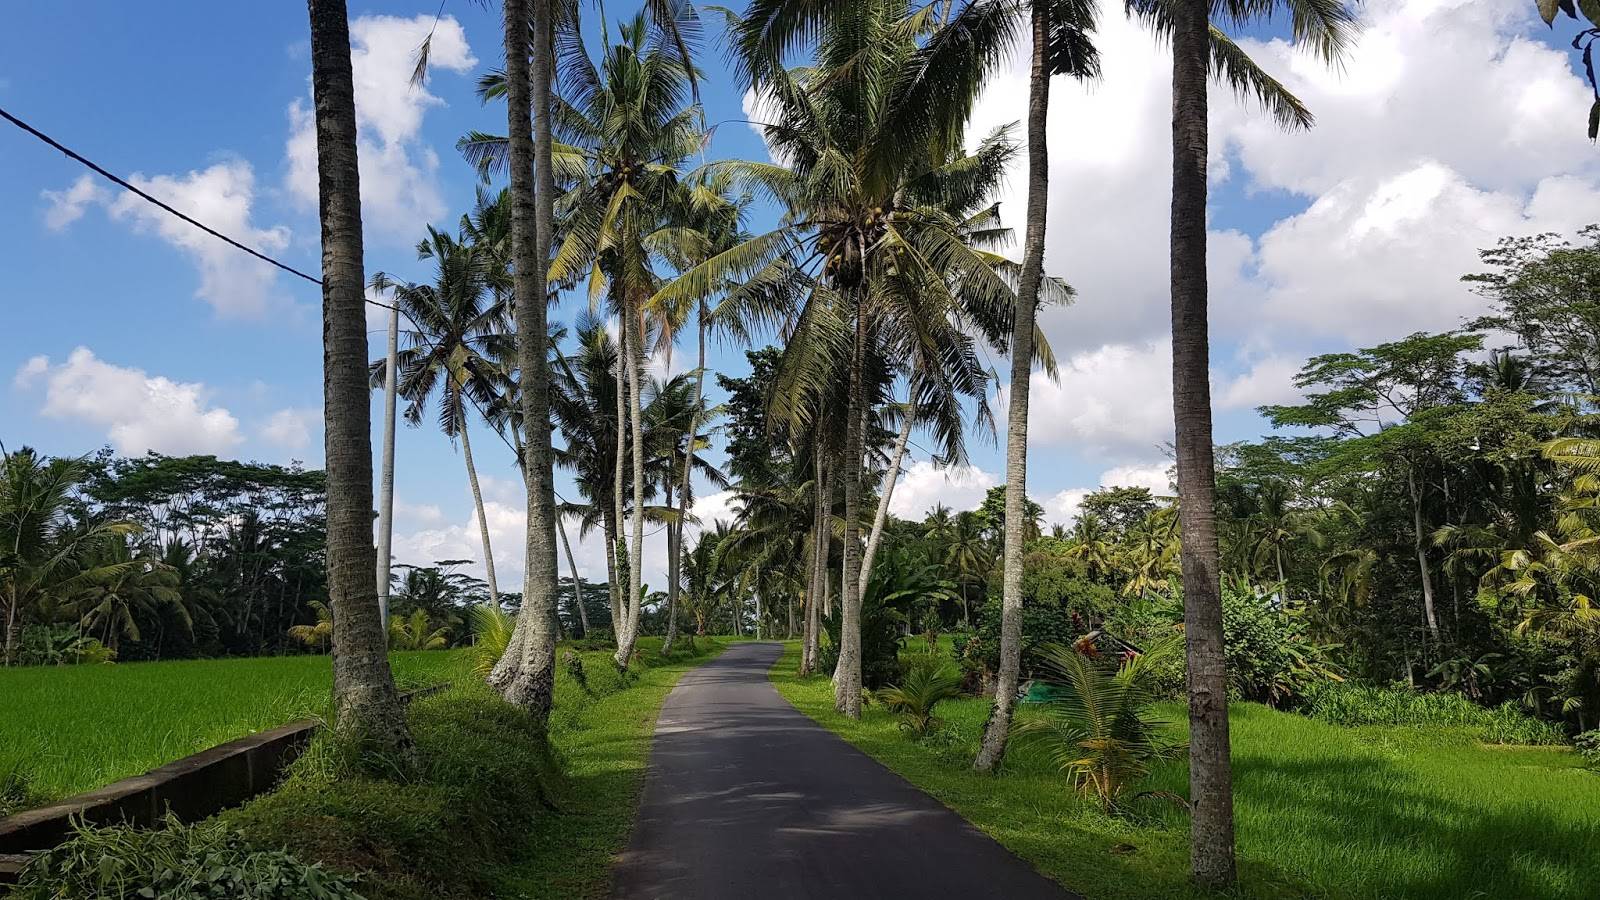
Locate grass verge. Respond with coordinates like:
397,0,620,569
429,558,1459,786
768,641,1600,900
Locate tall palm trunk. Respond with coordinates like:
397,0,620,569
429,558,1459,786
612,316,629,645
663,304,707,656
558,512,589,636
859,381,915,596
490,0,559,722
614,304,648,669
662,482,680,655
604,508,623,636
974,0,1048,774
834,298,869,717
306,0,409,752
1406,464,1441,641
456,394,500,607
802,449,827,675
1170,0,1235,885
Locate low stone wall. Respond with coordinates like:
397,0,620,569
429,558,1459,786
0,682,447,882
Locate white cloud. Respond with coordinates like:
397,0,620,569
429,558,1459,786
43,161,293,318
41,175,105,230
1217,356,1301,411
17,348,242,455
964,0,1600,381
259,407,317,450
1045,461,1172,526
888,460,998,519
1013,340,1174,453
286,14,475,240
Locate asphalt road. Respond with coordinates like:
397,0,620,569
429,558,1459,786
611,642,1078,900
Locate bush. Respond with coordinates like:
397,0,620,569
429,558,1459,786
971,576,1116,675
223,682,559,899
1299,681,1568,745
877,654,963,735
11,815,360,899
1576,730,1600,770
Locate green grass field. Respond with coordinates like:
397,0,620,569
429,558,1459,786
0,650,470,809
769,642,1600,900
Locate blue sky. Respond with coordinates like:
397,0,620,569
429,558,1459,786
3,0,1597,591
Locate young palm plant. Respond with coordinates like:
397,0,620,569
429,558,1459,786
1012,635,1187,814
878,654,964,736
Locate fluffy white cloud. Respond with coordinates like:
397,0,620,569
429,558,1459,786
41,174,106,230
1013,340,1175,453
17,347,242,455
888,460,998,519
968,0,1600,370
1044,461,1172,526
42,161,292,317
286,14,476,240
1216,356,1301,411
259,407,317,450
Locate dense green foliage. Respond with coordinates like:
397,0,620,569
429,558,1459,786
10,816,360,900
1298,681,1566,745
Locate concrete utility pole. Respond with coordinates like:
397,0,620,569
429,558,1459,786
375,303,399,629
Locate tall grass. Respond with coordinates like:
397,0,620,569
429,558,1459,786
0,650,468,808
1298,682,1568,745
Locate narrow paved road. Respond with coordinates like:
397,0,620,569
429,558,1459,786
611,642,1077,899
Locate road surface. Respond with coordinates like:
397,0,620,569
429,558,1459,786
611,642,1077,899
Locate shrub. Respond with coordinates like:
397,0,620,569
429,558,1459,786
1299,681,1568,745
1576,730,1600,770
223,682,559,899
467,605,512,680
1011,636,1187,813
1220,588,1343,706
971,576,1116,675
11,815,360,899
877,654,963,735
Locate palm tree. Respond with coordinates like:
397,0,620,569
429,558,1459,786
489,0,561,723
940,510,993,627
670,1,1042,717
289,600,335,652
369,226,509,608
1064,513,1118,583
389,608,451,651
557,16,709,670
305,0,410,751
1122,0,1357,881
72,540,186,654
1,448,140,665
974,0,1100,772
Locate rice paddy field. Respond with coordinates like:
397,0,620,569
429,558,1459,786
0,650,470,810
769,642,1600,900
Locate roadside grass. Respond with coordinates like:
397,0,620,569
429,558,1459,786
0,650,468,810
490,634,725,899
769,641,1600,900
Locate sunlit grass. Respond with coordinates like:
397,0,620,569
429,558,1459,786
492,635,726,899
0,650,469,807
769,642,1600,900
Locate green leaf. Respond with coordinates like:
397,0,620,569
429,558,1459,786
1590,98,1600,142
1582,0,1600,22
1538,0,1562,24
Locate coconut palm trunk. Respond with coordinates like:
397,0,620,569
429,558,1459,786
558,512,589,636
858,382,915,596
612,318,629,644
615,304,649,669
663,304,707,656
802,449,827,675
663,481,681,655
1407,464,1441,640
973,0,1049,774
604,509,623,636
490,0,560,722
1169,0,1236,885
833,301,869,717
306,0,410,752
456,393,500,607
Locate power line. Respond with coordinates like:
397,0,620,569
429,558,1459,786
0,103,408,314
